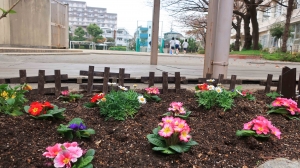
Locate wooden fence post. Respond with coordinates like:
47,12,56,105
206,73,212,79
229,75,237,91
218,74,224,84
162,72,168,94
87,66,94,94
149,72,155,87
103,67,110,94
281,67,296,98
19,70,27,84
55,70,61,97
38,70,45,95
118,68,125,86
175,72,180,93
277,75,282,93
265,74,273,93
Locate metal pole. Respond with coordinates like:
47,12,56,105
212,0,234,78
203,0,219,77
150,0,160,65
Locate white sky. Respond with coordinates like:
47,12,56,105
81,0,184,36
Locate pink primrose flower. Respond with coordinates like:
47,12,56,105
174,120,187,132
179,128,191,142
270,127,281,139
43,143,62,158
252,121,269,135
158,124,174,138
63,142,78,148
145,87,160,95
61,90,69,96
287,104,298,115
67,146,83,162
243,121,253,130
272,98,284,107
162,116,174,124
54,151,73,168
179,107,186,114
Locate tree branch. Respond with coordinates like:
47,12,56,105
0,0,21,20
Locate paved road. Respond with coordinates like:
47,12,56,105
0,51,300,80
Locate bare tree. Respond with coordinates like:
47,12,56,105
183,15,207,43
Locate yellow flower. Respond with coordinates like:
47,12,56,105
11,93,16,99
101,98,106,102
1,91,8,98
23,84,32,91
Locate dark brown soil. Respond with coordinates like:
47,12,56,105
1,90,300,168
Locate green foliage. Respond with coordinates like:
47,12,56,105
72,149,95,168
98,90,141,120
147,127,198,154
198,50,205,54
143,94,161,102
270,23,284,40
24,104,65,119
57,118,95,140
0,84,28,116
162,111,192,120
195,89,235,111
109,46,127,51
187,38,198,53
0,8,16,14
87,23,103,42
266,92,281,99
74,27,86,41
106,37,115,42
236,130,270,138
83,102,98,108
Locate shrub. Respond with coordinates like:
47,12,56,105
198,50,205,54
109,46,127,51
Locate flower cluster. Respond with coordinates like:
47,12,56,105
236,89,255,100
158,116,191,143
61,90,69,96
168,102,186,115
195,83,222,93
271,97,300,115
138,95,146,104
58,90,83,102
28,101,54,116
242,116,281,139
145,87,160,95
0,90,16,100
43,142,83,168
68,123,87,130
90,93,106,103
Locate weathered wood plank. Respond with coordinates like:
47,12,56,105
103,67,110,94
199,78,242,84
281,67,296,98
19,70,27,84
55,70,62,97
87,66,94,94
175,72,180,93
265,74,273,93
218,74,224,84
38,70,45,95
148,72,155,87
141,76,187,83
79,84,130,91
30,87,68,95
118,68,125,86
162,72,168,94
10,74,68,83
277,75,282,93
79,70,130,78
229,75,237,91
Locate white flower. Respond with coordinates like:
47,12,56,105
207,85,215,90
235,89,243,96
118,86,128,91
195,90,201,93
215,87,223,93
138,96,146,104
206,79,215,82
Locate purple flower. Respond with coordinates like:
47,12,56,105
68,123,87,130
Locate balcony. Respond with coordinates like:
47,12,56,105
139,27,148,31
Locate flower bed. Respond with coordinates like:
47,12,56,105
0,90,300,167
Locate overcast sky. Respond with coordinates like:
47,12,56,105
81,0,182,36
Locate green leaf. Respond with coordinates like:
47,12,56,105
152,127,160,135
161,148,176,154
151,95,161,102
0,8,6,13
24,106,30,113
65,131,73,140
152,147,169,151
147,134,165,147
169,145,184,153
11,110,23,116
57,124,72,133
267,108,288,115
85,149,95,157
8,10,16,14
83,102,98,108
236,130,256,137
70,118,84,124
185,139,199,146
286,115,300,120
162,112,171,116
83,163,93,168
6,98,15,105
81,129,95,136
253,134,270,138
77,156,94,168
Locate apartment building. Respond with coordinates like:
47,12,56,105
59,0,117,30
231,0,300,51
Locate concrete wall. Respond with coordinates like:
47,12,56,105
0,0,11,45
0,0,68,48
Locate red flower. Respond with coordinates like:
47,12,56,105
29,102,43,116
91,93,105,103
197,83,208,91
43,101,54,109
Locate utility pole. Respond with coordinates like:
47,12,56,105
212,0,234,78
150,0,160,65
203,0,219,77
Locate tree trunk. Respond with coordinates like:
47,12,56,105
243,14,252,50
281,0,294,53
250,6,259,50
234,16,242,51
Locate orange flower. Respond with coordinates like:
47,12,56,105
23,84,32,91
197,83,208,91
43,101,54,109
29,102,43,116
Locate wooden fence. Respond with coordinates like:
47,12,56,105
198,73,242,91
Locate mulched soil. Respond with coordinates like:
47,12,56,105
1,90,300,168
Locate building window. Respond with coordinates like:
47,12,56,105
263,7,270,21
117,38,123,41
149,34,151,37
275,4,282,17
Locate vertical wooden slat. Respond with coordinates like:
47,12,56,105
87,66,94,94
118,68,125,86
281,67,296,98
103,67,110,94
218,74,224,84
55,70,61,97
162,72,168,94
298,74,300,92
229,75,237,91
19,70,27,84
265,74,273,93
38,70,45,95
277,75,282,93
206,73,212,79
149,72,155,87
175,72,180,93
298,97,300,108
111,77,117,91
